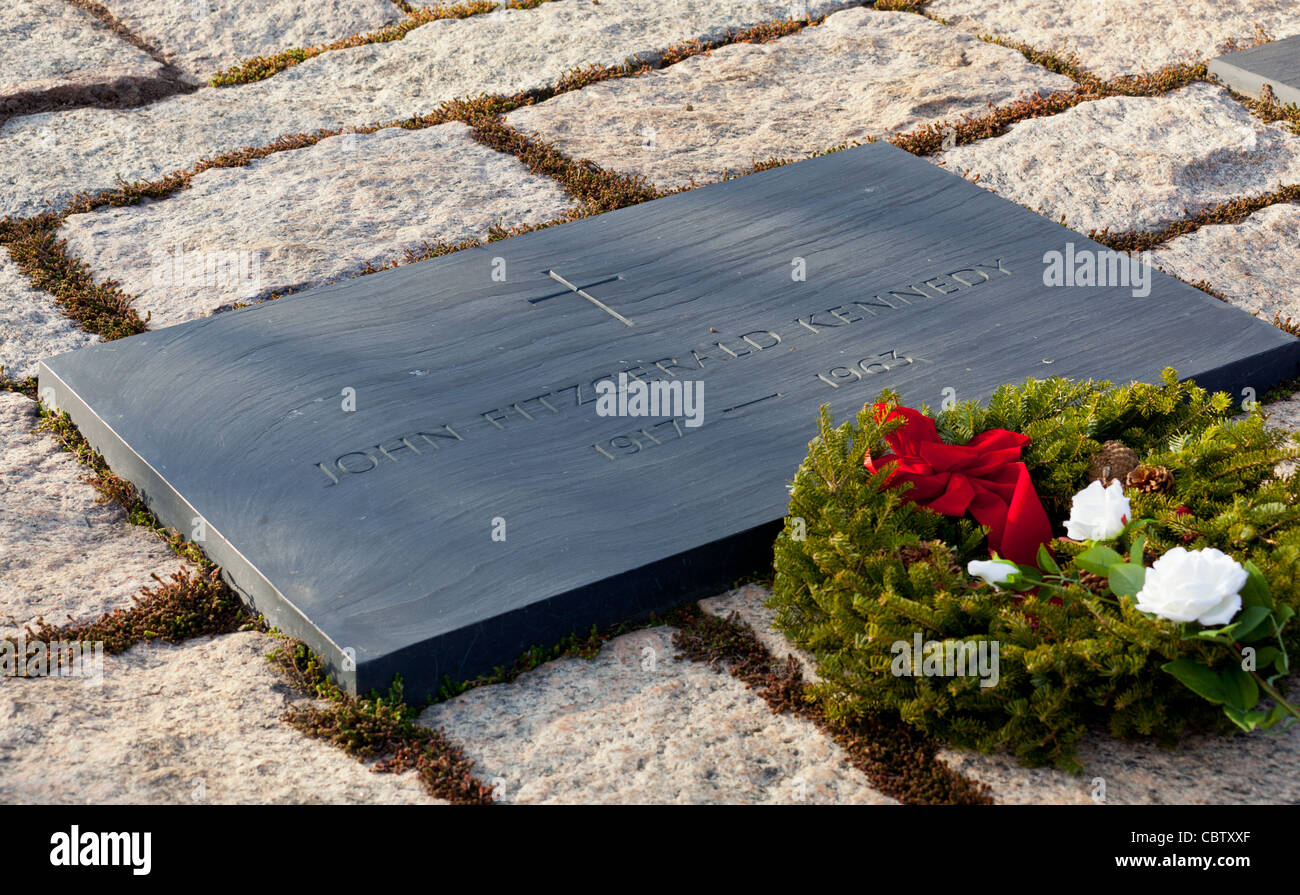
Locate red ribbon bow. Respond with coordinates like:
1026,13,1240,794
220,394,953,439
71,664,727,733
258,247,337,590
864,404,1052,567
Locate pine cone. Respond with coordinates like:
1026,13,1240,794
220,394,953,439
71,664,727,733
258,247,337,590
900,541,961,576
1078,571,1109,595
1126,464,1174,495
1088,440,1139,486
899,543,933,568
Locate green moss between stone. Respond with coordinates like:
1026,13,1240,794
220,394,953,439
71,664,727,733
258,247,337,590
1090,190,1300,253
22,402,490,803
466,114,660,210
208,1,541,87
873,0,929,12
672,609,994,804
266,640,495,804
0,12,837,343
265,598,708,804
13,406,260,655
0,216,147,342
1272,312,1300,338
22,565,261,656
1229,82,1300,135
1263,375,1300,404
886,57,1206,158
1,373,38,399
35,408,207,562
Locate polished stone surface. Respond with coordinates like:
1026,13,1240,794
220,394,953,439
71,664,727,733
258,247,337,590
38,143,1300,698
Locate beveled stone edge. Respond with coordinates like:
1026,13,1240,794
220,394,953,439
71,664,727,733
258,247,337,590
1209,55,1300,107
34,358,358,693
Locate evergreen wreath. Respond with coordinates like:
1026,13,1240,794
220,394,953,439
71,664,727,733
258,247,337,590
771,370,1300,772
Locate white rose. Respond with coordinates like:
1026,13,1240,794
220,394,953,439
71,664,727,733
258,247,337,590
1134,547,1247,626
1063,480,1131,541
968,558,1020,590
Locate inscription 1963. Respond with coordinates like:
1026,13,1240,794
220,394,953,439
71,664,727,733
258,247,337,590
311,257,1012,486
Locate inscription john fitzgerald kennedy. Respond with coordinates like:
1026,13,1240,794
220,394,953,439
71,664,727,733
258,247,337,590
312,258,1014,486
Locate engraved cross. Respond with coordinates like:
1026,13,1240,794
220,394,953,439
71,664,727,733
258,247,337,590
529,270,634,327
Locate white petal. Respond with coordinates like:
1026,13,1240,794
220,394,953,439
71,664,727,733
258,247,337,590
1197,592,1242,627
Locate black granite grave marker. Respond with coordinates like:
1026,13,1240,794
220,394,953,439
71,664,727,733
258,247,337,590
1210,34,1300,105
38,143,1300,698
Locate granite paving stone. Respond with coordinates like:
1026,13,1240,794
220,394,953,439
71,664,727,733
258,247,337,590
0,392,185,639
941,704,1300,805
936,83,1300,233
928,0,1300,79
1264,393,1300,437
0,247,96,381
1149,201,1300,455
97,0,404,82
0,0,169,115
507,8,1074,189
57,123,576,327
0,631,436,804
0,0,851,218
1152,202,1300,323
420,624,895,805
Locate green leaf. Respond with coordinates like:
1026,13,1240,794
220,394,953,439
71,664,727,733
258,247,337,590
1013,563,1041,582
1248,646,1280,672
1231,605,1274,643
1239,560,1273,611
1188,621,1234,638
1162,659,1225,704
1009,565,1040,592
1036,544,1060,576
1223,706,1269,732
1108,562,1147,599
1185,629,1234,645
1075,545,1124,576
1262,705,1297,730
1276,605,1295,628
1129,534,1146,565
1219,664,1260,712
